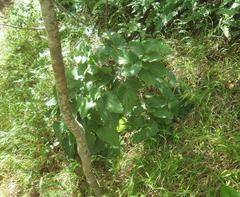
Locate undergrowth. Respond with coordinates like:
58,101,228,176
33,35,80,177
0,1,239,196
1,29,239,196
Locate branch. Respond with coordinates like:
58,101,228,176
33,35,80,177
0,23,45,30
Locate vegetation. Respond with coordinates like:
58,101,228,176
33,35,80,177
0,0,239,196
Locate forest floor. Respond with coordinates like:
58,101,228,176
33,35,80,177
0,30,239,196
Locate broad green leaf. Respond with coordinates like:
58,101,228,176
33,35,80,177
94,46,111,63
132,121,158,143
142,61,167,76
65,69,81,90
168,71,177,87
86,113,102,131
168,99,179,114
100,111,120,129
128,115,145,130
96,97,120,128
145,94,167,109
129,41,144,57
142,40,171,57
104,32,126,49
143,62,177,87
97,127,120,147
150,108,173,119
122,78,141,112
139,70,156,86
118,51,138,65
122,62,142,77
76,97,95,118
95,70,114,86
142,52,163,62
220,185,240,197
106,92,124,113
158,82,176,101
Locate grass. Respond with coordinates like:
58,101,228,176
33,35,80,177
97,36,239,196
0,18,239,196
0,20,80,196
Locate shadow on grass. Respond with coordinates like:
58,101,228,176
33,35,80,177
97,38,240,197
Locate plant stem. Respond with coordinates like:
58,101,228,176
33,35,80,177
38,0,102,196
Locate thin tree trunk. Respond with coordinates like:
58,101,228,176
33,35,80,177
38,0,102,196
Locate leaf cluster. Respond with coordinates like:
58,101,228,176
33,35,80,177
75,0,240,40
52,33,179,155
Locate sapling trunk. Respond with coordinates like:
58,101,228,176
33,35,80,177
38,0,102,196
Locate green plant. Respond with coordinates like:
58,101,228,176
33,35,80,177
50,33,179,156
74,0,240,40
1,0,239,196
217,0,240,40
220,185,240,197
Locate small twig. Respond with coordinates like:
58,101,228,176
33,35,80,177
0,23,45,30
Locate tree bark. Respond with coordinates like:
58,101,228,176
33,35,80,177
38,0,102,196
